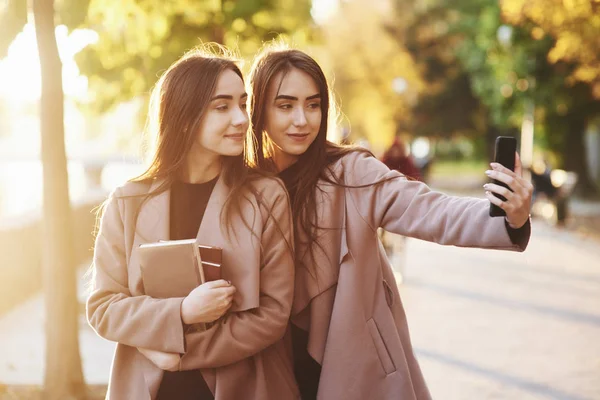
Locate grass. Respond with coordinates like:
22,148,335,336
429,159,488,179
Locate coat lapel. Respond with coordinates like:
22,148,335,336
195,175,260,312
292,181,345,316
127,175,260,309
128,179,170,296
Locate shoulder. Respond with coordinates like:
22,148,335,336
112,179,153,198
101,179,153,219
247,174,290,208
327,150,393,186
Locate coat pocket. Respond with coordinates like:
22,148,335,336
366,318,396,375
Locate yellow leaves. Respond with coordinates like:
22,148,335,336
501,0,600,86
149,45,162,59
573,65,600,83
321,0,422,152
501,0,526,22
203,0,222,13
252,11,272,29
231,18,247,33
531,26,545,40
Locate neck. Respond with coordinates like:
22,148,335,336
272,149,299,172
180,150,222,183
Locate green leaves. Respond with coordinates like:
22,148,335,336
74,0,313,112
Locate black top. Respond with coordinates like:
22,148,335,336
155,177,219,400
278,157,530,400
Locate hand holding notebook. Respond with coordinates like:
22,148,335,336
138,238,223,299
136,239,234,368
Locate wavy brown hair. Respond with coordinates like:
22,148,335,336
248,45,371,270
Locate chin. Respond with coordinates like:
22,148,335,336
283,144,311,156
219,145,244,157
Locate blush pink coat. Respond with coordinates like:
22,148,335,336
87,175,299,399
291,151,529,400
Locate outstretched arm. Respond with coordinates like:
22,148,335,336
344,152,531,251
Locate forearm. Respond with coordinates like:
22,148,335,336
87,291,186,353
178,298,289,370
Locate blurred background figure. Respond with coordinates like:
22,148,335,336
382,137,422,181
530,157,578,226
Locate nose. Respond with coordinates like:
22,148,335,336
292,107,307,127
232,105,249,128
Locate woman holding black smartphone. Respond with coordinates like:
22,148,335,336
247,44,533,400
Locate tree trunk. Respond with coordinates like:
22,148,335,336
32,0,87,399
563,116,598,197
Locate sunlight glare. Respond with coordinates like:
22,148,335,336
311,0,339,24
0,23,98,104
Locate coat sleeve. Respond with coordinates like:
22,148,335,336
179,183,295,370
343,152,529,251
86,188,186,354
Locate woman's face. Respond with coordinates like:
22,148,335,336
264,68,322,170
193,69,249,157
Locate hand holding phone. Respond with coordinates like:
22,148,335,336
484,137,533,229
489,136,517,217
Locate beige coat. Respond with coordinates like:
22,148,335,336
291,151,529,400
87,175,299,400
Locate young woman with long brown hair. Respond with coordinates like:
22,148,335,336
87,47,299,399
248,45,532,400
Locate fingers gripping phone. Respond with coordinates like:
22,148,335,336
489,136,517,217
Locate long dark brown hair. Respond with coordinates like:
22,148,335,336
248,45,370,267
94,45,281,243
127,45,261,232
90,46,292,287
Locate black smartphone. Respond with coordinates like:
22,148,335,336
489,136,517,217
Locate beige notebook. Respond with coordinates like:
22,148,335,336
138,239,222,299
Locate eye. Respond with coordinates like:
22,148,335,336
216,104,229,111
240,102,248,110
278,103,292,110
307,102,321,109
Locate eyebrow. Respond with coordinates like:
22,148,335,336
274,93,321,101
210,93,248,101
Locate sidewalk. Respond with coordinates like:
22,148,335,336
0,265,114,386
400,220,600,400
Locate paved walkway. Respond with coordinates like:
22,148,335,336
398,220,600,400
1,221,599,400
0,267,114,385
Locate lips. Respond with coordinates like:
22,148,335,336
287,133,310,142
224,133,244,141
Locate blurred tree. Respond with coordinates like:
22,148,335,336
387,0,494,158
453,0,599,195
33,0,87,398
502,0,600,96
321,0,423,154
500,0,600,196
1,0,91,57
390,0,599,195
1,0,89,397
75,0,313,112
